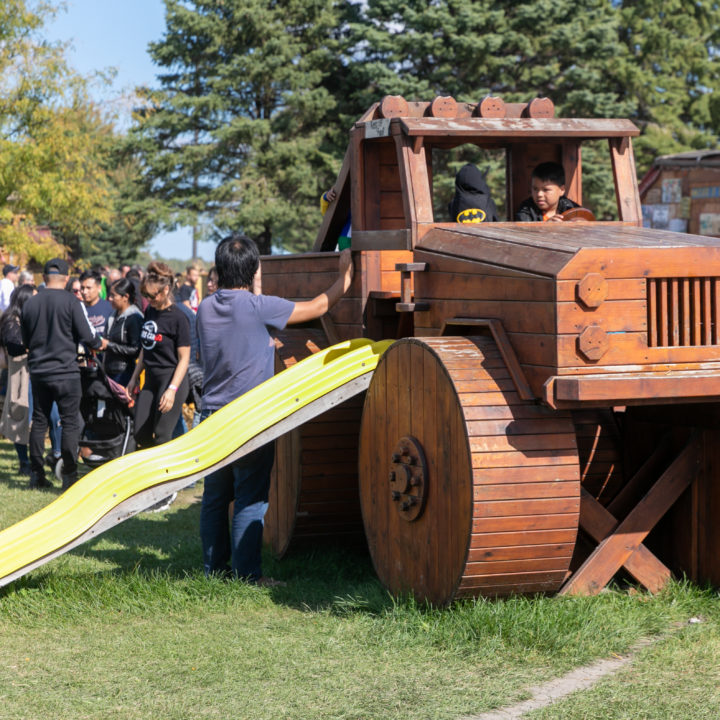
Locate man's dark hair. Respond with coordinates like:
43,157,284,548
79,269,101,285
215,233,259,289
531,162,566,187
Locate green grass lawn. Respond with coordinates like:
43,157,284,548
0,437,719,720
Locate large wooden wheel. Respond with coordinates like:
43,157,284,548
358,336,581,604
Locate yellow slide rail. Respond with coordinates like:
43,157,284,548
0,338,392,588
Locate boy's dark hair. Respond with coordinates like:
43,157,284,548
531,162,566,187
215,233,259,289
79,269,101,285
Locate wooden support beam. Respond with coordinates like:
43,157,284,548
560,435,701,595
350,127,365,233
610,136,642,225
578,487,672,593
563,140,582,206
394,133,434,247
395,262,429,313
605,433,676,520
320,315,340,346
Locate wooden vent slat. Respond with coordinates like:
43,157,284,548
647,278,720,347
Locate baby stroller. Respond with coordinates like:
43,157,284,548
77,357,136,470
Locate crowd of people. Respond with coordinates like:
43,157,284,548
0,260,206,492
0,240,353,585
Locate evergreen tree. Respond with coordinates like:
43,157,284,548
132,0,343,254
617,0,720,171
340,0,633,219
340,0,631,117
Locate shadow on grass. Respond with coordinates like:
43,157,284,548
15,496,395,614
78,499,204,574
1,475,37,490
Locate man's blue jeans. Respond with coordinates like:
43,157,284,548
199,409,275,581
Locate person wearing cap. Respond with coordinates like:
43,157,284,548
0,264,19,312
21,257,107,490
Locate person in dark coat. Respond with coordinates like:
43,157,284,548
448,163,499,223
21,258,105,490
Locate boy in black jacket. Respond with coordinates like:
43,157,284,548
21,258,106,490
515,162,579,222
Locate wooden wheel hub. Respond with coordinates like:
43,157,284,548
389,436,427,521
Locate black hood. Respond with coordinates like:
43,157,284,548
448,164,499,222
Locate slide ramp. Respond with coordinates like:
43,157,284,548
0,339,392,588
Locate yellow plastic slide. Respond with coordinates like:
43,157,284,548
0,338,392,588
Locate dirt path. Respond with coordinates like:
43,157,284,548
461,637,655,720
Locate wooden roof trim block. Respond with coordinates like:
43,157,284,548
427,95,458,118
378,95,410,119
526,97,555,118
504,98,555,118
372,96,555,121
475,96,506,118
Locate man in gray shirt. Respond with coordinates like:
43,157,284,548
197,234,353,584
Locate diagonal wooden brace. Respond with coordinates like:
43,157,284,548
560,435,701,596
573,487,671,593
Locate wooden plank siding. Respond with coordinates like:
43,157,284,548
557,244,720,370
361,139,407,231
262,250,409,341
412,249,557,395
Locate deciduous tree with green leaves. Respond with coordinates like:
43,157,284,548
0,0,155,266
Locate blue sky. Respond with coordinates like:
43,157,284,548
45,0,217,262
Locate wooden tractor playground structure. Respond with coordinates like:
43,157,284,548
261,95,720,605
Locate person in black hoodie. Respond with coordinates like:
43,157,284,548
515,162,579,222
449,163,499,223
21,258,105,490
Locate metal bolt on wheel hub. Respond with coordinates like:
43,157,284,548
388,435,427,522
